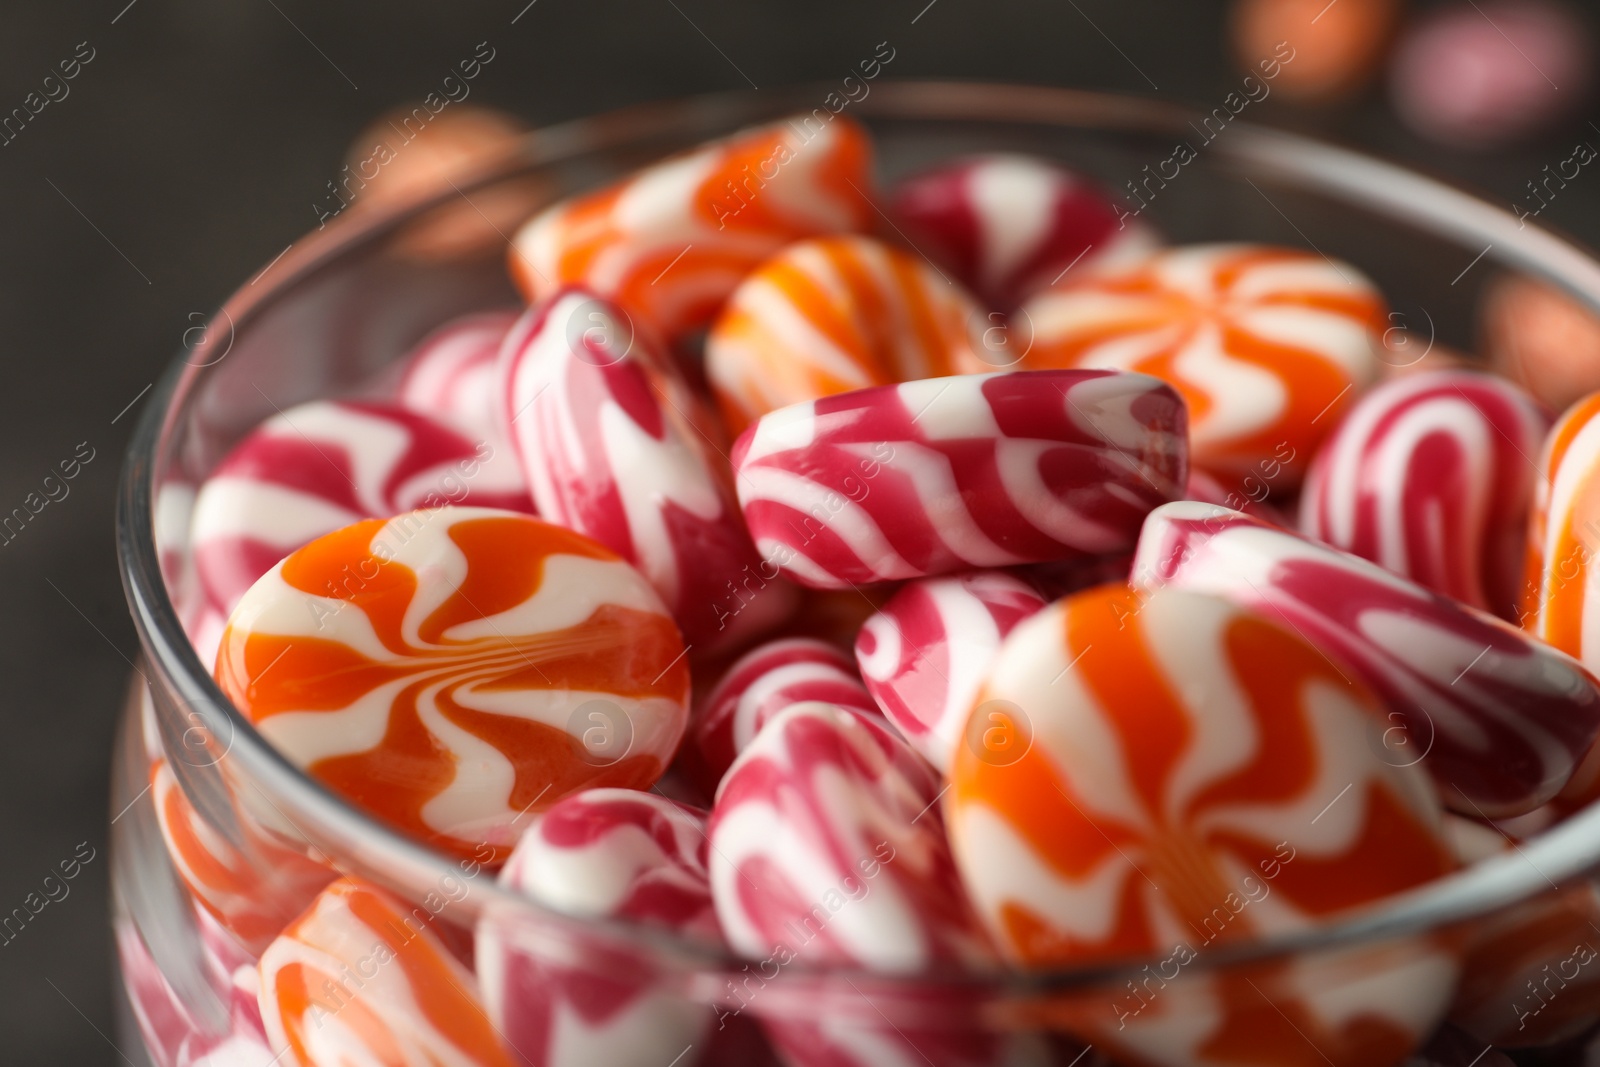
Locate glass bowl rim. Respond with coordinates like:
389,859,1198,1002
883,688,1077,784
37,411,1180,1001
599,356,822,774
116,80,1600,994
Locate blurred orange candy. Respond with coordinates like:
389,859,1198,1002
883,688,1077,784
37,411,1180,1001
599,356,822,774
1484,275,1600,412
342,105,547,261
1232,0,1401,101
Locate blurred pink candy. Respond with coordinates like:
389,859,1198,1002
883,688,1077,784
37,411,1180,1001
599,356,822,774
1390,1,1594,149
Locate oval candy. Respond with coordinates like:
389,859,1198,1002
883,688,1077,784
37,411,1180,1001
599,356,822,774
731,370,1188,588
214,507,691,861
708,701,979,972
501,290,794,651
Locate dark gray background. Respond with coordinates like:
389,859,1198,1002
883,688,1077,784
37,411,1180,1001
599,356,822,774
1,1,1596,1062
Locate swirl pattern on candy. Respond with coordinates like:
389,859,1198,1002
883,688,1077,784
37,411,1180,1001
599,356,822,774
1301,370,1547,620
947,583,1457,1066
731,370,1188,588
1017,243,1385,483
510,116,874,342
191,399,532,621
710,700,1014,1067
258,878,514,1067
151,758,335,954
214,507,691,861
688,637,879,796
477,790,720,1067
887,153,1160,310
855,571,1045,774
396,309,520,432
709,701,980,972
1132,501,1600,817
501,290,793,649
705,234,988,435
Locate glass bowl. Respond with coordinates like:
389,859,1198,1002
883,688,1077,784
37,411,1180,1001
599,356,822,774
112,81,1600,1067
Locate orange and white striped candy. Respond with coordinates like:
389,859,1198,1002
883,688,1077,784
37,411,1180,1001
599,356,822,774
1523,391,1600,675
705,235,989,435
214,506,690,862
1016,243,1386,484
948,583,1457,1065
510,116,874,343
151,758,335,955
258,877,514,1067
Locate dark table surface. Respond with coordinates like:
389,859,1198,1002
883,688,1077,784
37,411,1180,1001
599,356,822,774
2,1,1598,1062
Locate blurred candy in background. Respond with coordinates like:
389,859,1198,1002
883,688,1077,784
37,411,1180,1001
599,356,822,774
334,104,545,261
1390,0,1593,149
1231,0,1594,151
1232,0,1402,102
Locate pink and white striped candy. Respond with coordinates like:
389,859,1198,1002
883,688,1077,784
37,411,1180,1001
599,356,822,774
888,153,1159,310
1301,370,1548,620
396,309,520,432
1131,500,1600,817
855,572,1046,774
731,370,1188,589
118,905,274,1067
258,878,515,1067
687,637,880,796
502,290,793,650
476,790,720,1067
191,399,532,621
708,701,981,971
709,701,1013,1067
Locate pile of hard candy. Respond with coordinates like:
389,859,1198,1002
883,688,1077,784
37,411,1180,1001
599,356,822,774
139,114,1600,1067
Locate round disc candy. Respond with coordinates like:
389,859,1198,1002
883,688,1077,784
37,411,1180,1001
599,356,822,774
948,583,1457,1065
259,878,514,1067
215,507,691,861
731,370,1188,588
1017,243,1386,485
